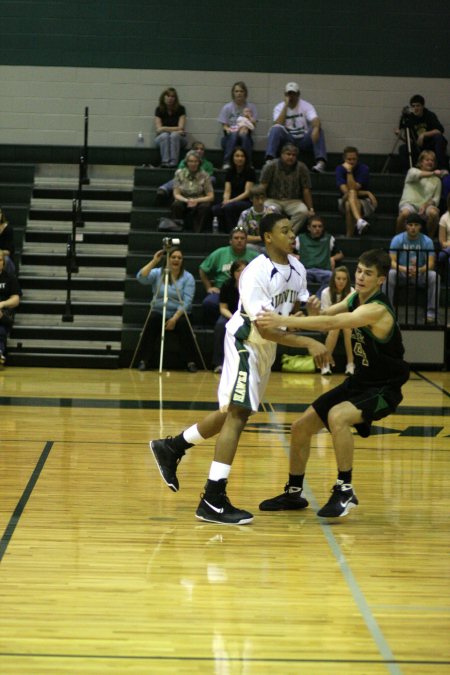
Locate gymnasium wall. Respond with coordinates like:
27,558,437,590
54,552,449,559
0,1,449,155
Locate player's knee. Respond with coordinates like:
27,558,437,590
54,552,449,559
327,405,348,432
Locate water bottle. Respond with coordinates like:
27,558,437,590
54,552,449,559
212,216,219,233
136,132,144,146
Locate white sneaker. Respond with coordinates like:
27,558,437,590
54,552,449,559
321,365,332,375
312,159,326,173
345,362,355,375
356,218,369,234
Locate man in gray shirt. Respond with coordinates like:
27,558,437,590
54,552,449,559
260,144,315,233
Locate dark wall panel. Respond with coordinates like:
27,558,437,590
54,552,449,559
0,0,449,77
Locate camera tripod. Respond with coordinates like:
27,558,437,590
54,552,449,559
382,107,414,174
129,244,206,373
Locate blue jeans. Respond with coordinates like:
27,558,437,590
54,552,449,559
306,268,332,298
202,291,220,325
221,131,254,164
265,124,327,161
155,132,187,166
385,269,439,313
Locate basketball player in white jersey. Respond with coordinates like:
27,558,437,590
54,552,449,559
150,212,331,525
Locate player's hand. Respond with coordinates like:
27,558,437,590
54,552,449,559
307,341,333,369
255,310,285,330
306,295,321,315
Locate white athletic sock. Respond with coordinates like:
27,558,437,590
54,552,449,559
183,424,205,445
208,461,231,482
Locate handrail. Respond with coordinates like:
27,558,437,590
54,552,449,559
80,106,90,186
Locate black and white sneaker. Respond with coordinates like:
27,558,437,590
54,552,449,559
196,479,254,525
259,484,309,511
317,481,358,517
149,437,184,492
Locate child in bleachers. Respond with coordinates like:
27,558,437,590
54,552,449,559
236,184,277,251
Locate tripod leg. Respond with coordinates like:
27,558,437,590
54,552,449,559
172,278,207,370
405,127,413,169
381,135,401,174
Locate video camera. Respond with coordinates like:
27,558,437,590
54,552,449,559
399,105,415,130
162,237,181,249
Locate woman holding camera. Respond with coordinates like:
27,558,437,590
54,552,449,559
136,246,198,372
171,150,214,232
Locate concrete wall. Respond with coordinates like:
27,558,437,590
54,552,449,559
0,66,449,155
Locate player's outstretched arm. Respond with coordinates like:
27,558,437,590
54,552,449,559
256,302,386,333
255,324,332,370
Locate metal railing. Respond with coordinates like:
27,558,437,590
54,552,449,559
62,109,90,321
385,248,448,328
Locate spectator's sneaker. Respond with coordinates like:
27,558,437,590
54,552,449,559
317,482,359,517
149,437,185,492
0,352,5,369
196,479,254,525
356,218,369,235
321,365,332,375
426,311,436,323
259,484,309,511
187,361,198,373
213,365,223,374
312,159,326,173
345,362,355,375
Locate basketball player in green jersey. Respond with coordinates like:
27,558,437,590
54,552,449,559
256,248,410,518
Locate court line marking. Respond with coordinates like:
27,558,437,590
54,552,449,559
0,395,448,415
0,652,448,666
270,416,403,675
0,441,53,564
414,370,450,397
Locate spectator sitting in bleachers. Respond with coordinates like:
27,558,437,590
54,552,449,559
135,246,198,372
155,141,215,205
260,143,315,234
264,82,327,173
237,184,278,252
336,146,378,237
396,150,444,238
218,81,257,169
212,147,256,232
199,226,259,325
0,208,16,274
319,265,355,376
0,249,21,368
154,87,187,168
386,214,439,322
296,215,344,299
171,151,214,232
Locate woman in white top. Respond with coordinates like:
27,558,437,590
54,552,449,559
320,266,355,376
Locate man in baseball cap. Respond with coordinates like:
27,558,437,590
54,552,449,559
265,82,327,173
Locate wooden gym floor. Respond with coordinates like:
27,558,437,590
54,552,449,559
0,367,449,675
